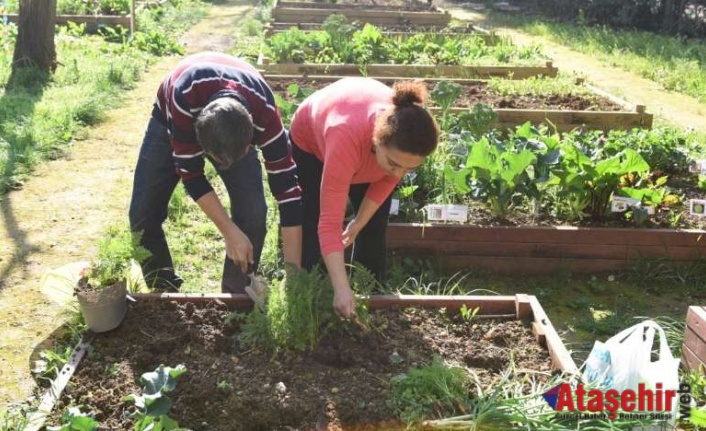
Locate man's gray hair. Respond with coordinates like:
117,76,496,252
194,97,253,169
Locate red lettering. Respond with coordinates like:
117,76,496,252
587,389,603,412
655,383,663,411
637,384,654,411
576,384,586,411
556,383,575,411
622,390,636,411
664,389,677,412
604,390,620,419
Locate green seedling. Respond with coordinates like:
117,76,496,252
459,304,480,322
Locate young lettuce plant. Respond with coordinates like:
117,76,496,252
47,407,99,431
123,364,188,431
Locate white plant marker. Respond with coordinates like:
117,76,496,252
424,204,468,223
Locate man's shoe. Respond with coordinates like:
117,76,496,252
244,275,269,309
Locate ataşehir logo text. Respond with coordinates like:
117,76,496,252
542,383,692,420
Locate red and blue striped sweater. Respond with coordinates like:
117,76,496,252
152,52,301,226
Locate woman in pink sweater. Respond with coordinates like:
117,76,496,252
290,78,439,317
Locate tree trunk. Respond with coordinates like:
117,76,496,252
11,0,57,73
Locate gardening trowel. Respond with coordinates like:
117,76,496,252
244,273,269,310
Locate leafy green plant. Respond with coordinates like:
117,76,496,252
79,226,151,290
454,104,498,140
265,24,546,66
459,304,479,322
448,136,538,217
47,407,99,431
389,355,469,425
550,143,651,220
430,81,461,131
240,266,372,354
123,364,188,431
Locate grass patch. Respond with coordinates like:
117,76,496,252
0,0,208,195
485,12,706,103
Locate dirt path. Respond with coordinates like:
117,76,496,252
0,0,250,408
447,6,706,132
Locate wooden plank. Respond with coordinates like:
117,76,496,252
130,293,519,315
530,296,578,372
5,13,131,28
387,239,706,261
682,343,706,373
683,326,706,365
532,321,547,347
260,63,557,79
436,255,626,275
387,224,706,247
686,306,706,339
515,294,532,320
491,109,653,131
264,74,489,85
273,7,451,25
277,1,439,9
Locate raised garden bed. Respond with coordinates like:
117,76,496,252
273,1,451,26
387,224,706,275
265,24,503,45
259,61,558,79
683,306,706,373
265,21,486,34
268,75,652,131
43,293,574,430
5,13,132,32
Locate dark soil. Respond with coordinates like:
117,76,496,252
269,77,623,111
50,300,552,430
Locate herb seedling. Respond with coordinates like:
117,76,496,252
459,304,479,322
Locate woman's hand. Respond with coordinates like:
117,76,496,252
342,218,363,249
333,283,356,318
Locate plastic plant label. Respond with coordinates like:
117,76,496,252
425,204,468,222
690,199,706,217
389,198,400,215
611,196,640,213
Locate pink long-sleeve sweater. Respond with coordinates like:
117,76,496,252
290,77,400,256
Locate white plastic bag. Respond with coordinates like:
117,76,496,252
583,320,679,392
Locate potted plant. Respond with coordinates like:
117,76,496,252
76,227,151,333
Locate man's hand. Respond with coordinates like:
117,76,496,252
333,283,356,318
342,218,363,249
224,227,253,273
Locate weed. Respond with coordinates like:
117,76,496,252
389,355,469,426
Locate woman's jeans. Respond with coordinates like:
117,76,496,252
129,117,266,292
291,137,391,284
